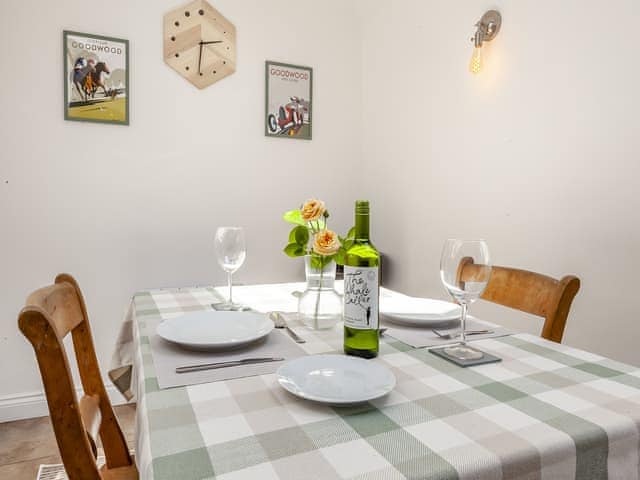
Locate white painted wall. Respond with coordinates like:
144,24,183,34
3,0,640,421
0,0,362,418
356,0,640,365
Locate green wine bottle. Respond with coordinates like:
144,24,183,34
343,200,380,358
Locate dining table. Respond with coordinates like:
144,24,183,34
109,282,640,480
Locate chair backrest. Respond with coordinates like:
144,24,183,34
459,259,580,342
18,274,134,479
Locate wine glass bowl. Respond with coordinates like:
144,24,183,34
440,258,491,305
214,227,246,310
439,239,492,360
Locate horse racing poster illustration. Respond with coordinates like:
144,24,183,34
63,31,129,125
265,61,312,140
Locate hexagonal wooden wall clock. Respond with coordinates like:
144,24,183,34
163,0,236,89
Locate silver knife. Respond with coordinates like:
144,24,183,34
175,357,284,374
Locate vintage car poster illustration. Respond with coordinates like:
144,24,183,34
265,61,312,140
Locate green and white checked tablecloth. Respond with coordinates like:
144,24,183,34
111,284,640,480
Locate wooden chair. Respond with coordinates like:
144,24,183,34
18,274,138,480
458,259,580,343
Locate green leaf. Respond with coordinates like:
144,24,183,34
346,226,356,239
334,249,346,265
283,210,307,226
309,254,324,270
288,226,309,245
309,253,336,269
283,243,305,257
309,255,321,269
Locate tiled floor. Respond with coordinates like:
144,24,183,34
0,404,136,480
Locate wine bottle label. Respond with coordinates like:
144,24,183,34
343,266,379,330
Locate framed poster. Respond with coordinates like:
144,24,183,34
63,31,129,125
265,61,312,140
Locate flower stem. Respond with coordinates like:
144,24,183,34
314,258,323,330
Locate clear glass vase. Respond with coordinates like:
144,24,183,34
298,255,342,330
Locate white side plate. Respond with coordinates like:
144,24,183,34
277,354,396,405
380,297,461,327
156,311,273,351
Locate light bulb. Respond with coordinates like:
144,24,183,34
469,46,483,74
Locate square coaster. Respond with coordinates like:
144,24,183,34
430,346,502,367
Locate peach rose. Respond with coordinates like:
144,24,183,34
313,229,341,256
301,199,326,222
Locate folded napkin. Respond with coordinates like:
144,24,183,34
148,317,308,389
383,317,512,349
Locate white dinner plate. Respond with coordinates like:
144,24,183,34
277,354,396,405
380,296,461,327
156,311,274,351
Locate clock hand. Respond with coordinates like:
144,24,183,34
197,40,222,75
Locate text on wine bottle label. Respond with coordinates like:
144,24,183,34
343,266,379,330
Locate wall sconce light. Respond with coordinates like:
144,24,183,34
469,10,501,74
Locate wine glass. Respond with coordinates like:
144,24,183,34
440,239,492,360
214,227,246,310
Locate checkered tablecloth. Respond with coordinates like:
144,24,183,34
112,284,640,480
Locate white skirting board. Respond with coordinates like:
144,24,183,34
0,384,129,422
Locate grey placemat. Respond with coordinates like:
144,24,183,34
148,315,308,389
383,317,512,348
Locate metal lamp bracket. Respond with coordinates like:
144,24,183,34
472,10,501,46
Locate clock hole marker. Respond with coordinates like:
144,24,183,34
198,9,204,15
184,11,190,17
174,21,180,26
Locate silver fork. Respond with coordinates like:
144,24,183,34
432,329,493,340
270,312,306,343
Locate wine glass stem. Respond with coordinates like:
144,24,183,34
227,272,233,305
460,303,468,344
